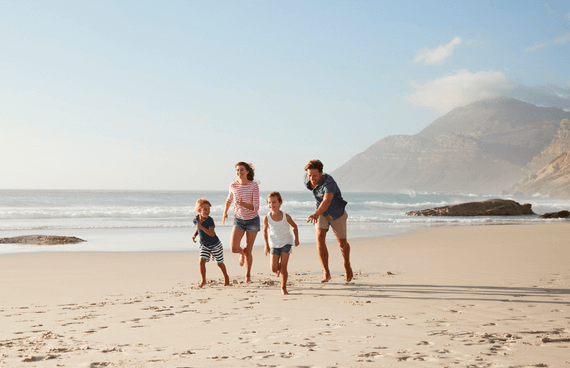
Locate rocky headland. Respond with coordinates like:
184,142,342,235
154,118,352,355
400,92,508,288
332,98,568,194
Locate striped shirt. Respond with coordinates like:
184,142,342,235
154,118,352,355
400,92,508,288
226,181,260,220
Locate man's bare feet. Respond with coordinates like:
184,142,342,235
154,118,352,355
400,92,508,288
224,277,230,286
198,280,206,288
239,253,245,267
321,274,332,283
345,268,354,282
245,277,252,283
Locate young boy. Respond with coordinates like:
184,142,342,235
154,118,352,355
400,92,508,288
192,198,230,288
263,192,300,295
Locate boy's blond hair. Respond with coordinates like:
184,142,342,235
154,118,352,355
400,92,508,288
267,191,283,203
195,198,212,211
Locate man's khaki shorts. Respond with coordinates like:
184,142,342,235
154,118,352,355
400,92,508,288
316,211,348,239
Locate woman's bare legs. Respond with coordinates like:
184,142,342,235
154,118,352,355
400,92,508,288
230,228,246,266
243,231,257,283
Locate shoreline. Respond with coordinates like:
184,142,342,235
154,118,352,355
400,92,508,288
1,222,569,367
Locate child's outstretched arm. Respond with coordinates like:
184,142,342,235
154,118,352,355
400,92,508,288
286,214,300,246
263,215,270,256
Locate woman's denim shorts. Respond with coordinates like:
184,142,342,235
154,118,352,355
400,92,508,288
233,216,260,233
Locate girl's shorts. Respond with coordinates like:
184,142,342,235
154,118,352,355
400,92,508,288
200,242,224,264
270,244,292,255
233,216,260,233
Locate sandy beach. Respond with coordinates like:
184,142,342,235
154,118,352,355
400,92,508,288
1,223,569,367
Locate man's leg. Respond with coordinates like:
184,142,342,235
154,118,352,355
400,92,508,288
336,237,353,282
316,228,331,283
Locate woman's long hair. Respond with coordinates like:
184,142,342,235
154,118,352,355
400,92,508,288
236,162,255,181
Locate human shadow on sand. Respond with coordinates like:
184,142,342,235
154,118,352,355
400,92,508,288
300,282,570,305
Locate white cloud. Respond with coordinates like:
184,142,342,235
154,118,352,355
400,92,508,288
413,36,462,65
526,33,570,53
525,42,547,52
405,70,516,115
554,33,570,44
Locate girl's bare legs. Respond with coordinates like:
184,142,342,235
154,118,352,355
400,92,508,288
230,228,246,266
243,231,257,283
279,252,291,295
270,254,281,276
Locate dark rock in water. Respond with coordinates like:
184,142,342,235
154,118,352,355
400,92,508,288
406,198,535,216
538,210,570,219
0,235,86,245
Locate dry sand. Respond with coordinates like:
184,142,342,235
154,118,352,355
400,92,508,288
1,223,569,367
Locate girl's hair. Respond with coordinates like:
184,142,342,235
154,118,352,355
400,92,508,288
304,159,323,173
267,191,282,203
195,198,212,211
236,161,255,181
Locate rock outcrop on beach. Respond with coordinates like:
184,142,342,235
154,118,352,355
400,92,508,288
332,98,568,193
405,198,535,216
538,210,570,219
0,235,86,245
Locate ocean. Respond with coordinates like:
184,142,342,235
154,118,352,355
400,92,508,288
1,189,568,254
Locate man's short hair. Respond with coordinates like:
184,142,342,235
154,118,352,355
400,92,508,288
304,159,323,173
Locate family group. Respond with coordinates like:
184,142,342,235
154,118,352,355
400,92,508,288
191,159,353,295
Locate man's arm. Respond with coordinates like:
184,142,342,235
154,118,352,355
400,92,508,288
307,192,334,224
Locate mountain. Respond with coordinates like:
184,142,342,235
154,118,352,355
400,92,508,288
512,142,570,198
332,98,568,193
521,119,570,175
510,119,570,198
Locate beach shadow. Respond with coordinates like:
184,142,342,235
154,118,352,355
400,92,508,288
300,282,570,305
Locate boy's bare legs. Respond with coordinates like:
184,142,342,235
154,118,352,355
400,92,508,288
279,252,291,295
337,237,353,282
316,228,331,283
230,228,246,266
217,263,230,286
243,231,257,283
198,259,207,288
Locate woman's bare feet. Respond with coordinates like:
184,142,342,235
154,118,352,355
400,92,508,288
198,280,207,288
239,253,245,267
282,288,289,295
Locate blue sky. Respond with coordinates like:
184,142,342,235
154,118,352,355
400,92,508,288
1,0,569,191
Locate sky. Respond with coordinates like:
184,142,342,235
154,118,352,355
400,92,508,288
1,0,569,191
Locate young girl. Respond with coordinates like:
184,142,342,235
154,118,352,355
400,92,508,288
192,198,230,288
263,192,300,295
222,162,260,283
